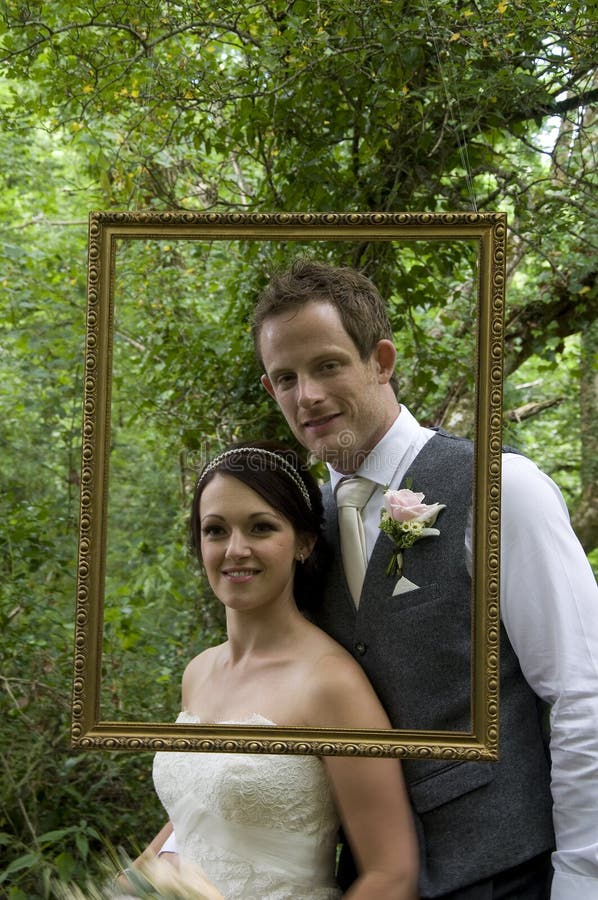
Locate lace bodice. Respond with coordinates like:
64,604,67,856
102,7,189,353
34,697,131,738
152,713,341,900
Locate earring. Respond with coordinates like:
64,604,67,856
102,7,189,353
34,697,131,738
297,552,305,563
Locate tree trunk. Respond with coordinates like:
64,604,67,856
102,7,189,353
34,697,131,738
572,317,598,554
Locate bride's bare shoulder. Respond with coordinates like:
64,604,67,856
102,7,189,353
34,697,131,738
302,627,391,730
304,621,360,668
182,643,226,681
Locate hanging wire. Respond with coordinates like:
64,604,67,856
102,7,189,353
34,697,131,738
423,1,478,212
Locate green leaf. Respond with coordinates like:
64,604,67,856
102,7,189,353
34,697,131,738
54,851,76,883
38,827,77,844
0,853,40,882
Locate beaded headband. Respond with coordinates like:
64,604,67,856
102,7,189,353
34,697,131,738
197,447,312,511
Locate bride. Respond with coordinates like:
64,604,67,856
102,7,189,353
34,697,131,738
121,442,418,900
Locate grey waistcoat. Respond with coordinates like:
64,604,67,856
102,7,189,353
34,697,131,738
313,431,555,897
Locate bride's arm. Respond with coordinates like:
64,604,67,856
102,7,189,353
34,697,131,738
116,822,223,900
314,655,419,900
324,755,419,900
142,820,176,859
115,820,178,890
117,654,213,888
136,651,206,870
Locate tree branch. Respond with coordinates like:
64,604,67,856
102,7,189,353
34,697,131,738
504,397,565,422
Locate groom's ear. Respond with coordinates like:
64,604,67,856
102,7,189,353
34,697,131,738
261,373,276,400
373,339,397,383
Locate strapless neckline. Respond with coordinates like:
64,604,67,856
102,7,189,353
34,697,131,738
177,711,277,726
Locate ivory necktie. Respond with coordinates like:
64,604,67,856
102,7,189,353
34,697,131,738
336,477,376,607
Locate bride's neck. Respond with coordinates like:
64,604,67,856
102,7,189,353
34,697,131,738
225,603,307,662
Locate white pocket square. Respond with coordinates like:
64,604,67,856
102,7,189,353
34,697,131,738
392,576,420,596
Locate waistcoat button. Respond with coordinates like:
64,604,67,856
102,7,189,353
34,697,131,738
355,641,367,656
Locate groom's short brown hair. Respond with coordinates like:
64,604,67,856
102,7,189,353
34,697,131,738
252,258,398,394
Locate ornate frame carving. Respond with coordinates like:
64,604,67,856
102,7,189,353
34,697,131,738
72,211,506,759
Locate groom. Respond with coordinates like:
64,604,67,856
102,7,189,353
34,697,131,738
251,258,598,899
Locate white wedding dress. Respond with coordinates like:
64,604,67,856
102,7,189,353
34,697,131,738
152,712,342,900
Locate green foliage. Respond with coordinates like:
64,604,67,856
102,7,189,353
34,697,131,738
1,0,595,214
0,1,596,893
504,335,582,498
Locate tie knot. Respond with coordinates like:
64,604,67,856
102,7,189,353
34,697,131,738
336,477,375,511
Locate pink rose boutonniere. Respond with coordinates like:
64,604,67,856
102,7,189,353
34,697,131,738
379,488,446,578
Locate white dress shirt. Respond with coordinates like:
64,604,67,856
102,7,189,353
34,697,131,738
329,406,598,899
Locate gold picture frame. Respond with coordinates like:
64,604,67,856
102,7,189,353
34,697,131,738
72,211,506,759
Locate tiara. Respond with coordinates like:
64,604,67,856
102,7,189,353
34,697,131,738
198,447,312,510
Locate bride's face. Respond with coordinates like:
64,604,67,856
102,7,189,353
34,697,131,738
198,474,307,613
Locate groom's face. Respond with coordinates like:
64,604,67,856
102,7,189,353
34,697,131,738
258,300,396,473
